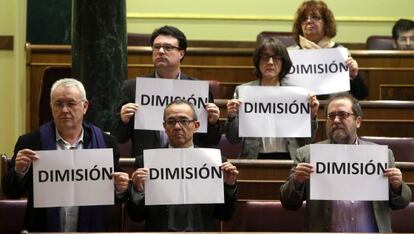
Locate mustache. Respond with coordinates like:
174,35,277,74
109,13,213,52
331,124,345,131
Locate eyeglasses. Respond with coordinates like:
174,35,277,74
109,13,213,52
152,44,180,52
164,118,196,127
302,15,322,22
327,111,358,121
52,101,83,110
260,54,281,62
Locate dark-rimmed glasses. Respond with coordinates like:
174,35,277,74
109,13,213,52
327,111,358,121
260,54,281,62
164,118,195,127
152,44,180,52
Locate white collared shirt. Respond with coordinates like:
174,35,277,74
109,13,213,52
55,127,84,232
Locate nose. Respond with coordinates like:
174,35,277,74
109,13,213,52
61,104,70,112
158,46,165,53
333,115,342,123
268,57,274,64
173,121,182,129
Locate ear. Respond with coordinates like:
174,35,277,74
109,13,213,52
355,116,362,129
179,50,185,60
83,100,89,115
192,121,200,133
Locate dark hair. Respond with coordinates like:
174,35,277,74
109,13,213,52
392,19,414,41
292,0,337,44
252,37,293,80
324,92,363,117
150,25,188,53
163,99,198,121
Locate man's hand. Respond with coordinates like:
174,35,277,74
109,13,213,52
226,99,242,120
113,172,129,193
205,103,220,124
222,161,239,185
294,163,314,185
131,168,149,192
15,149,39,173
384,167,403,192
120,103,138,124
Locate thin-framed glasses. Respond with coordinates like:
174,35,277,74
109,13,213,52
152,44,180,52
327,111,358,121
164,118,195,127
52,101,82,110
302,14,322,22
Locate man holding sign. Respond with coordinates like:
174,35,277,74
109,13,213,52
280,92,411,232
112,25,221,158
128,100,238,231
2,79,129,232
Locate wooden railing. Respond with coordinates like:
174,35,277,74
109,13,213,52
214,99,414,141
26,43,414,132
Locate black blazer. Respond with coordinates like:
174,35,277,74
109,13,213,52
127,149,237,232
111,73,221,158
1,122,120,232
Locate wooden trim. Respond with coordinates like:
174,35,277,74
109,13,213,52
0,35,13,50
215,99,414,109
126,13,405,23
25,44,414,57
351,50,414,57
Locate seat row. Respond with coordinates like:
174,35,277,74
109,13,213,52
129,32,397,50
1,199,414,233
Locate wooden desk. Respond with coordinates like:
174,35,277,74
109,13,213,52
26,44,414,132
119,158,414,201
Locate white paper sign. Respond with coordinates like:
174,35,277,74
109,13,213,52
310,144,389,201
144,148,224,205
134,78,209,132
284,48,350,95
33,149,114,207
238,86,311,138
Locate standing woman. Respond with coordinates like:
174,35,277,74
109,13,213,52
292,0,368,100
224,37,319,160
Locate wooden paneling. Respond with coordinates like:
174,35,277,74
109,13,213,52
214,99,414,141
26,44,414,134
0,36,13,50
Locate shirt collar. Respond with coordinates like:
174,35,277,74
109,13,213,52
155,71,181,79
168,144,194,148
55,127,84,148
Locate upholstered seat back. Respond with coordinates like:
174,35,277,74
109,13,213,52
214,134,242,159
0,199,27,234
366,35,395,50
359,136,414,162
39,66,72,125
256,31,297,47
241,201,305,232
392,202,414,233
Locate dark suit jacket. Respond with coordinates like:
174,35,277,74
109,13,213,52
1,122,121,232
280,139,412,232
111,73,221,158
126,150,237,231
